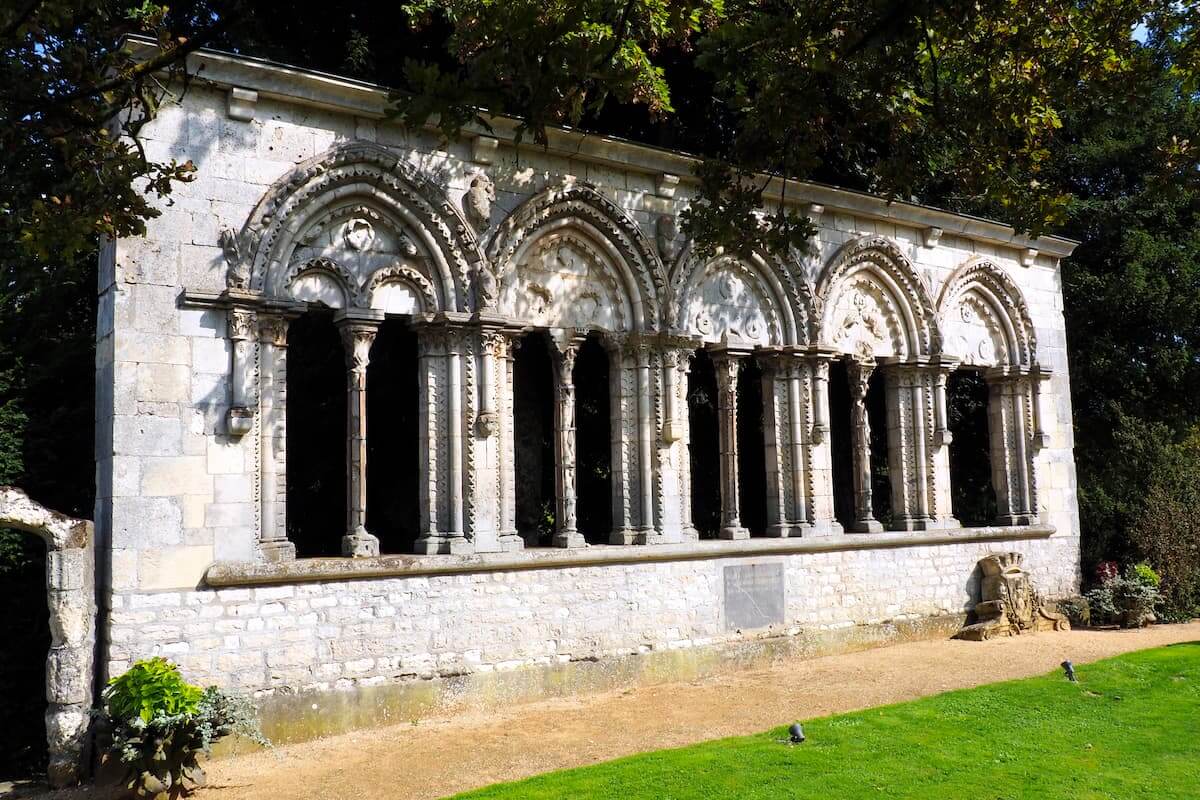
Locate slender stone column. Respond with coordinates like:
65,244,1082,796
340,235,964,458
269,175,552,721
926,358,960,528
674,348,700,541
711,346,750,540
803,350,843,535
551,331,586,548
633,339,656,536
603,334,637,545
500,334,520,543
226,307,257,437
986,368,1036,526
846,358,884,532
336,314,382,557
759,351,792,537
786,361,810,531
258,315,295,561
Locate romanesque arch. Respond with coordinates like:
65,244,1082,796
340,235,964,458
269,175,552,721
937,256,1045,526
815,235,938,358
814,236,941,531
222,141,485,313
667,244,813,346
0,487,94,788
937,256,1037,368
487,181,664,332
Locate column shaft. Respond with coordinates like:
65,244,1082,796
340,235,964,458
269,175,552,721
258,315,295,560
713,352,749,540
847,358,884,533
338,320,380,557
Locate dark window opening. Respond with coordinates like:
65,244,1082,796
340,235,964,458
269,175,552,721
0,533,49,780
948,369,997,526
366,319,420,553
866,369,893,526
828,359,855,528
687,349,721,539
514,332,556,547
286,310,346,557
574,336,613,545
737,358,769,536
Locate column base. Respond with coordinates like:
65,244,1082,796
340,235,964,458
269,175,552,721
342,527,380,558
553,529,587,548
995,514,1038,527
719,525,750,540
765,523,790,538
806,519,844,537
413,534,472,555
847,518,884,533
495,530,525,552
258,539,297,562
911,516,960,531
680,525,701,542
609,527,639,545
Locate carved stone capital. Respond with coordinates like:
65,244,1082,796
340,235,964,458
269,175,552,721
258,315,289,347
228,307,257,341
338,321,378,377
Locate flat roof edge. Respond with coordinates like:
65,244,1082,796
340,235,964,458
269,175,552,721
122,35,1079,259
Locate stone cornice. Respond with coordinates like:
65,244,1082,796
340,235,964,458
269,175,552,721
204,524,1055,587
123,35,1078,263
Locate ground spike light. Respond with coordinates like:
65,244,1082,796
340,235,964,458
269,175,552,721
789,723,806,743
1062,660,1077,682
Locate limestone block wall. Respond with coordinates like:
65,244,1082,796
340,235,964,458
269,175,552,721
95,45,1082,710
105,535,1076,693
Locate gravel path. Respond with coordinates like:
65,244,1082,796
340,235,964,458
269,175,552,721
13,624,1198,800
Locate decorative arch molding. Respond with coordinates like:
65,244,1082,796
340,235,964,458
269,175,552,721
487,181,665,331
284,257,357,308
224,140,486,313
363,261,440,314
0,486,94,788
666,243,813,346
937,256,1038,367
816,235,939,359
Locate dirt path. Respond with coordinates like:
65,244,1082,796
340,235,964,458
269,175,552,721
15,624,1199,800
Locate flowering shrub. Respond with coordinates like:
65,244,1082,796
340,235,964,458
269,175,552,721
1086,564,1161,628
99,658,267,799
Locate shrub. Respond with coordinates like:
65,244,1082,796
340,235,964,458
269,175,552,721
1086,566,1160,628
1058,596,1091,628
1131,562,1161,588
1131,477,1200,622
99,658,267,799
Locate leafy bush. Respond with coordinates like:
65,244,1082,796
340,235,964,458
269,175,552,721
99,658,267,799
1131,562,1162,589
1130,440,1200,621
1058,596,1091,628
1086,566,1161,629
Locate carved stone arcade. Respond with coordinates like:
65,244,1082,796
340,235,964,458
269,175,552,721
191,142,1053,558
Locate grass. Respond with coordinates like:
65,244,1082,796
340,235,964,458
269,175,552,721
450,642,1200,800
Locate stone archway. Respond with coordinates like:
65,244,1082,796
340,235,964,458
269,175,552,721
0,486,95,788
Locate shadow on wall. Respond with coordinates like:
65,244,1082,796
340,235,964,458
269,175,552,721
0,532,50,781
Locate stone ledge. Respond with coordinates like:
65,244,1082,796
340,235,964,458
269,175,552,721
204,525,1055,587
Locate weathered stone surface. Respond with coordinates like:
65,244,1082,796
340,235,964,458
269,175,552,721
93,46,1083,768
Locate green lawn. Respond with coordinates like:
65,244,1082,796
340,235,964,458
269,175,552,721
450,642,1200,800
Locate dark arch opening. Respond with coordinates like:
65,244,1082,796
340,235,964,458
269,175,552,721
948,369,997,526
737,358,768,536
366,319,420,553
0,531,49,780
687,349,720,539
867,369,893,525
828,359,855,528
514,332,556,547
286,310,346,557
574,335,613,545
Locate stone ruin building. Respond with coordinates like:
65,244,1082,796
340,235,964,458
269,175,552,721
56,37,1084,779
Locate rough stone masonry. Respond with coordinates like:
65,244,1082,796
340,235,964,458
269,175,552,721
93,37,1083,746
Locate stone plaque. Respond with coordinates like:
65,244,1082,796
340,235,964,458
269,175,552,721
723,562,785,631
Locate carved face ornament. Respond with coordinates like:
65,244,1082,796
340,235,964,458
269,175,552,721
343,218,376,252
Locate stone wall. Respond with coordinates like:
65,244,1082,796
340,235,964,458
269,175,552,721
96,45,1083,729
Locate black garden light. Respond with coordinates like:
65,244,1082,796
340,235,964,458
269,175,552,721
789,723,806,743
1062,660,1077,682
